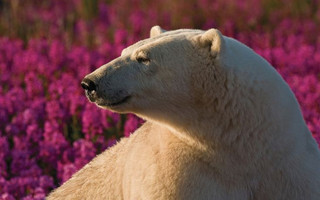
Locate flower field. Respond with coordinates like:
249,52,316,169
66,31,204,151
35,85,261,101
0,0,319,199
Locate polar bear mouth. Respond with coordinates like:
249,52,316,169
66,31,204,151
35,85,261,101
98,95,131,107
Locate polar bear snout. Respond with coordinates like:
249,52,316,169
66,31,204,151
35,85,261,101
81,73,132,109
81,77,98,102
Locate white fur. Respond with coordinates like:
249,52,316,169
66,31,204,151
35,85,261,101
47,26,320,200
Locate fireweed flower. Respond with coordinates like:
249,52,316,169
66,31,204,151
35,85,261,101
0,193,15,200
57,162,77,183
0,0,319,198
124,114,144,138
0,137,9,178
73,139,96,169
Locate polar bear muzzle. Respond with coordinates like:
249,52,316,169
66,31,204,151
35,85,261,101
81,77,131,107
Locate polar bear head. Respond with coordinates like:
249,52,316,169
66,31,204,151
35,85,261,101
81,26,303,142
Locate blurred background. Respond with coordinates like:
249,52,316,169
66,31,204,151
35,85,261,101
0,0,319,199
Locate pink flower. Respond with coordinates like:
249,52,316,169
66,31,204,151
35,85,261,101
57,162,77,183
123,114,144,137
0,193,15,200
0,0,319,198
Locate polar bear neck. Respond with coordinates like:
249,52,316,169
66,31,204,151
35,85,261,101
136,33,312,173
142,63,310,173
146,96,309,177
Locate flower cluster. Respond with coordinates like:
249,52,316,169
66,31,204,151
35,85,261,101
0,37,129,199
0,0,319,199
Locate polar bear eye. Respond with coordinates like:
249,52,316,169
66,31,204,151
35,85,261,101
136,57,150,64
136,56,150,64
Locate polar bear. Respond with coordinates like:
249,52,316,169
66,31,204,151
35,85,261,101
47,26,320,200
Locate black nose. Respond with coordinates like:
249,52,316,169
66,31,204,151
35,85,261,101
81,78,96,92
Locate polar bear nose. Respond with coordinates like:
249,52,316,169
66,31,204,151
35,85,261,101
81,78,97,93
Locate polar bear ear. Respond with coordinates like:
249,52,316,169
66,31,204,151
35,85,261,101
198,29,225,58
150,25,166,38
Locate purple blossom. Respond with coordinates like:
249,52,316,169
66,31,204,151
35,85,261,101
0,0,319,198
46,100,69,121
73,139,96,169
0,137,9,177
124,114,143,137
0,193,15,200
82,103,104,138
24,72,44,98
57,162,77,183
